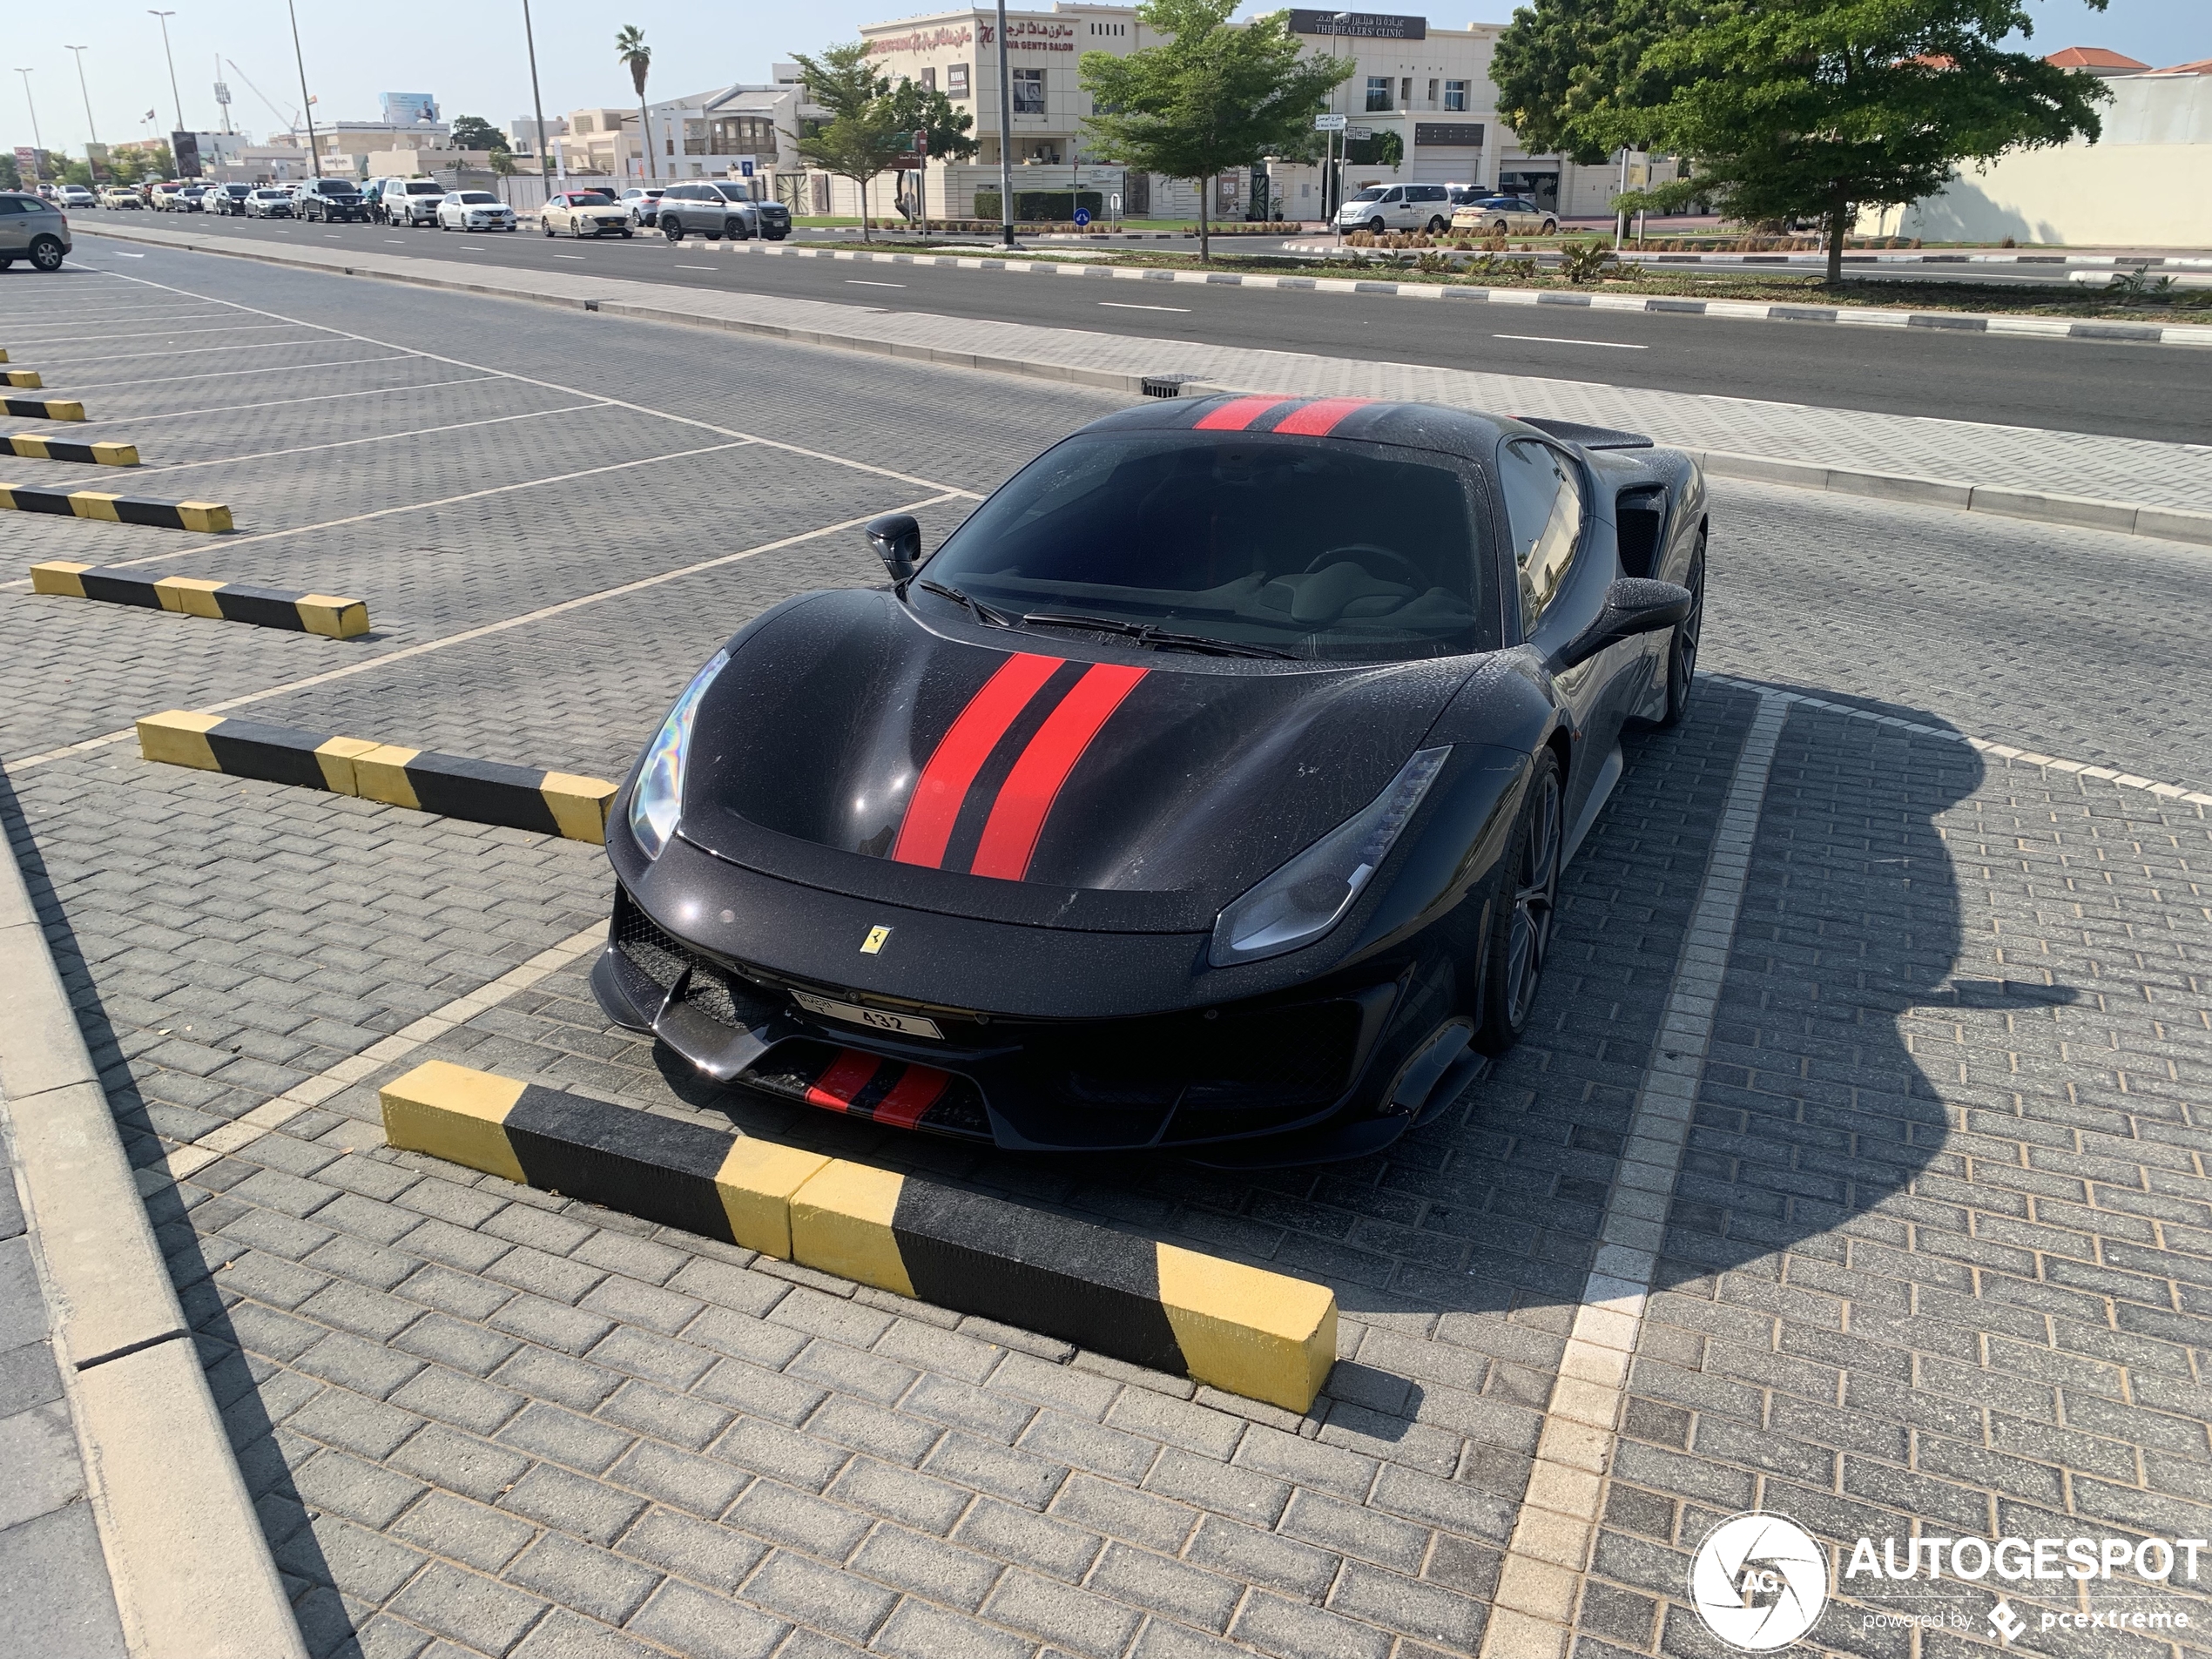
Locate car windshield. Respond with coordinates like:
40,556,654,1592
405,182,444,194
571,192,616,204
921,432,1495,663
1347,187,1386,203
455,192,498,204
253,191,286,198
711,185,750,201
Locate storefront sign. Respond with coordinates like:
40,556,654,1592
978,22,1078,51
867,25,973,55
1289,10,1427,39
1413,123,1485,147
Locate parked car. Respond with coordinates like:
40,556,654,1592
0,192,72,272
377,178,450,226
177,184,212,212
541,189,633,238
99,185,145,210
436,190,517,232
57,184,98,210
244,187,296,219
1450,195,1561,238
1333,182,1454,236
618,185,666,227
148,181,190,210
209,183,253,215
298,178,369,222
657,180,789,243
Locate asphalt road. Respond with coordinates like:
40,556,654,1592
94,212,2212,446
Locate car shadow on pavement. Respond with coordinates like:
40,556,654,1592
0,761,345,1643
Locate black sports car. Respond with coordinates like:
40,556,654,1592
593,395,1704,1163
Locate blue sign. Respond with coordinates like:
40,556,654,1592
1073,207,1091,226
739,159,755,176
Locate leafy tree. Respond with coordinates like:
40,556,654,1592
1079,0,1351,258
1492,0,2112,282
882,75,978,165
616,27,654,181
450,115,510,155
1345,128,1404,169
786,44,906,241
0,153,18,191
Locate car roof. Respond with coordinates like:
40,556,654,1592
1082,395,1517,462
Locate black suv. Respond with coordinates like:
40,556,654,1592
299,179,368,222
658,181,790,242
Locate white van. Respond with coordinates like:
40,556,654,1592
1335,183,1454,236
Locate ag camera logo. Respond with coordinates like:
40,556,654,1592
1689,1512,1830,1650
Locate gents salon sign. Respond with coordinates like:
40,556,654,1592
867,25,972,55
1289,10,1428,38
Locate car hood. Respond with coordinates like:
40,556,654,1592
675,589,1477,932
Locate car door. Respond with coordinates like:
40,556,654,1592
0,198,32,254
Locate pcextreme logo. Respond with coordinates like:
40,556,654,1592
1689,1513,1831,1651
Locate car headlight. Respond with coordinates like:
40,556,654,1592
628,650,729,860
1209,747,1448,968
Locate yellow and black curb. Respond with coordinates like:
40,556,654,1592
34,563,365,637
136,711,618,843
381,1060,1339,1412
2,396,85,421
3,369,43,389
6,435,139,466
2,485,230,532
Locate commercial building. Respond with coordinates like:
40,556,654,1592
1872,53,2212,246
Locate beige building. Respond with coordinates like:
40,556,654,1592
1870,57,2212,247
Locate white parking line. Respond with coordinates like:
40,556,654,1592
846,280,907,288
73,375,504,427
138,401,612,473
1493,333,1649,349
1099,301,1190,313
0,322,305,349
58,354,414,391
24,337,363,368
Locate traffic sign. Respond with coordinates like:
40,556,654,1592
1314,114,1348,132
739,159,755,176
1073,208,1091,226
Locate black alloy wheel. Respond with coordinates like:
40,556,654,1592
1475,748,1562,1054
664,219,683,242
1657,538,1706,729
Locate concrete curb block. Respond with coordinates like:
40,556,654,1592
381,1059,1339,1413
136,710,619,841
2,395,85,421
4,434,140,466
3,368,44,388
33,562,368,636
1,483,233,531
71,223,2212,550
0,793,307,1658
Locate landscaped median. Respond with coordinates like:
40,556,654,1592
380,1058,1340,1413
135,710,618,841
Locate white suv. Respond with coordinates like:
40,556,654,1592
379,179,449,226
1335,182,1454,236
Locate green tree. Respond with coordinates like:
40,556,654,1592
1079,0,1350,258
1493,0,2112,281
450,115,511,155
1344,129,1404,169
616,26,654,182
0,153,18,191
786,43,906,241
880,74,977,233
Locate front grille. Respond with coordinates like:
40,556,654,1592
1029,998,1366,1120
612,891,778,1030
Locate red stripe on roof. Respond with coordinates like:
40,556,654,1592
805,1049,882,1111
1193,395,1290,432
872,1063,951,1130
891,652,1062,868
1271,396,1373,436
968,662,1148,881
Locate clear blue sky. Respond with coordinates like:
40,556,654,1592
7,0,2202,159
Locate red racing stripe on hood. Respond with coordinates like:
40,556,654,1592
968,662,1149,881
1193,395,1290,431
1271,396,1374,436
892,652,1062,868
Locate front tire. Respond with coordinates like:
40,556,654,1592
664,220,683,243
1657,538,1705,729
1367,217,1386,236
1474,748,1562,1055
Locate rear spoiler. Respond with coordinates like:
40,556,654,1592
1516,416,1655,451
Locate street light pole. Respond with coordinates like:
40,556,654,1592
995,0,1014,247
64,46,98,178
522,0,552,213
14,70,44,178
149,11,184,135
283,0,319,175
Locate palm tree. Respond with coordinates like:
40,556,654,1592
616,25,653,184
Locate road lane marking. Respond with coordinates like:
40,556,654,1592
553,254,586,260
1477,690,1787,1659
1493,333,1649,349
846,280,906,288
673,264,718,271
1099,300,1190,313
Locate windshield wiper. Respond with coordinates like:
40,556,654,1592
1018,611,1297,658
915,578,1013,628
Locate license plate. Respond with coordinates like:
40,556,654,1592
789,988,942,1040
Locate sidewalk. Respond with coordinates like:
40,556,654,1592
0,1117,126,1658
66,220,2212,523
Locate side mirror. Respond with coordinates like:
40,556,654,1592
1554,577,1693,671
865,514,922,583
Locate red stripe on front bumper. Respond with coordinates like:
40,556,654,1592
805,1049,882,1110
872,1064,951,1129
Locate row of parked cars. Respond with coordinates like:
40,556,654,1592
542,181,791,241
1332,182,1561,238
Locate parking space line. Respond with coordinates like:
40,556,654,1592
136,401,613,474
6,494,960,769
74,375,506,427
60,354,415,391
0,323,300,349
21,337,372,368
96,268,981,498
1478,691,1789,1659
